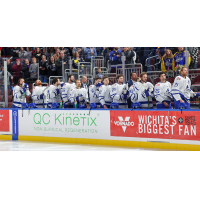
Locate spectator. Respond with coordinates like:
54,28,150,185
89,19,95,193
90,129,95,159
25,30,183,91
123,47,135,65
11,47,20,62
47,47,55,56
96,67,103,79
109,47,122,65
0,47,2,57
42,48,50,60
39,55,48,82
47,56,57,77
22,59,30,81
84,47,97,62
127,72,137,88
59,47,70,57
174,47,191,69
33,47,43,63
67,47,73,57
72,52,85,73
72,47,84,56
188,47,198,69
53,48,60,62
7,59,13,75
24,47,32,62
12,59,22,84
0,66,13,92
29,57,38,79
161,49,175,72
55,51,68,76
19,47,27,63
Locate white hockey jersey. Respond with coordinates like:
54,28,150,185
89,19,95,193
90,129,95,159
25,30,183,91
13,85,31,108
89,85,101,105
154,81,172,105
132,81,154,108
62,82,76,105
171,75,196,101
99,85,112,106
128,83,137,103
110,83,128,109
47,85,62,107
31,86,48,108
69,87,89,104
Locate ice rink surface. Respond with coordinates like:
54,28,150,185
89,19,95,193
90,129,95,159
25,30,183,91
0,140,170,151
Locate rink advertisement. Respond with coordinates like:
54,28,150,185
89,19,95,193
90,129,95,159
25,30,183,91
0,109,13,136
18,109,110,138
110,110,200,141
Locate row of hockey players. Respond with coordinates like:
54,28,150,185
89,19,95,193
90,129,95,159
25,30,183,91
12,66,200,109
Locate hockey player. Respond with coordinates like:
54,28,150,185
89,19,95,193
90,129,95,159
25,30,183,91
13,78,31,108
69,79,89,108
110,74,129,109
47,77,61,108
62,74,76,108
99,76,112,108
131,72,154,109
31,80,48,108
89,77,102,108
171,66,200,109
154,72,172,109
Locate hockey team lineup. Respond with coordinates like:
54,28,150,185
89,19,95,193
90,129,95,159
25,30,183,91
12,66,200,110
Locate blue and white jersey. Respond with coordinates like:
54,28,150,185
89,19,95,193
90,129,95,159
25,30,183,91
110,83,128,109
89,85,100,104
128,82,137,103
99,85,112,106
13,85,31,108
132,81,154,108
31,86,48,108
171,75,195,102
69,87,89,104
61,82,76,105
47,85,62,106
154,81,172,105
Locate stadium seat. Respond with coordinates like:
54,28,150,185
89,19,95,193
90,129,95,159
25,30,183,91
8,95,12,102
0,95,4,101
167,77,175,84
154,78,160,85
193,76,200,84
8,103,12,108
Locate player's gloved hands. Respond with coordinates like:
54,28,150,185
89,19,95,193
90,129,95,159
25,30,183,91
22,83,29,89
20,88,26,94
195,93,200,98
123,94,128,100
96,83,102,88
149,87,154,94
94,91,99,98
39,94,43,100
123,89,129,95
78,95,84,102
142,89,149,98
76,96,80,104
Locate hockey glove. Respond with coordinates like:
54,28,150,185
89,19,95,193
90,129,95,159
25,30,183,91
142,89,149,98
195,93,200,98
55,89,60,95
39,94,43,100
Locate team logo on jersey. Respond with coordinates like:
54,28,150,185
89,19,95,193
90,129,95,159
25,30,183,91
174,83,178,87
113,116,134,132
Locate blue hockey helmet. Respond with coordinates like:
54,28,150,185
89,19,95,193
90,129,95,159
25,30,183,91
179,103,187,109
22,103,29,108
131,102,141,109
79,103,87,109
28,103,36,108
51,103,59,109
89,103,97,109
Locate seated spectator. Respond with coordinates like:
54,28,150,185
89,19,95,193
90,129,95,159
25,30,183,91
53,48,60,62
72,47,85,59
39,55,48,82
12,59,22,84
29,57,38,79
11,47,20,62
33,47,43,63
0,66,13,92
19,47,27,64
161,49,175,72
84,47,97,62
55,51,68,76
22,59,30,81
188,47,198,69
174,47,191,69
72,52,85,72
47,56,57,77
109,47,122,65
47,47,55,57
96,67,104,79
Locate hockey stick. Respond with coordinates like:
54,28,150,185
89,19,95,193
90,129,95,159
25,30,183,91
140,83,151,109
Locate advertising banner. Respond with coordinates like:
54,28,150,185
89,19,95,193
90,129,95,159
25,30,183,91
18,109,110,139
110,110,200,141
0,110,10,132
